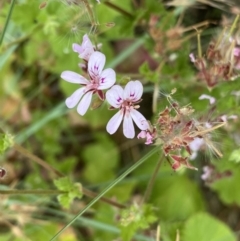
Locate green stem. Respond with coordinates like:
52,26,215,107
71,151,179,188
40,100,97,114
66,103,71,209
50,147,159,241
0,189,67,195
228,14,239,38
0,0,17,47
197,30,202,58
141,154,164,204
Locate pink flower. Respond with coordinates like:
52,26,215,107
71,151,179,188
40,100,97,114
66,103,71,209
106,81,149,139
72,34,94,61
137,130,154,144
61,51,116,115
189,53,196,63
137,126,156,145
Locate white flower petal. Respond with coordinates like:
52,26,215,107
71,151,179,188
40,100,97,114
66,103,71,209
199,94,216,105
130,109,149,130
77,91,93,115
124,80,143,102
61,71,89,84
88,51,106,78
123,114,135,139
106,85,124,108
106,111,123,134
65,87,86,108
98,68,116,90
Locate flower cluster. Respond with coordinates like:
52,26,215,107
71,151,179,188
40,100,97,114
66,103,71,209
61,34,225,171
61,35,149,138
137,94,224,170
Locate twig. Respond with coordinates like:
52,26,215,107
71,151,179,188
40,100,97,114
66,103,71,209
103,1,133,19
0,189,67,195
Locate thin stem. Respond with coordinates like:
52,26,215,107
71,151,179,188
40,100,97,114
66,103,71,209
228,14,239,39
156,225,161,241
50,147,159,241
81,0,97,27
197,29,202,58
141,154,164,204
0,0,17,47
14,144,63,177
152,60,165,113
13,143,126,209
0,189,67,195
103,1,133,19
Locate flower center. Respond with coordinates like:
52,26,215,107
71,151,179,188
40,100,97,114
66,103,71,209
121,100,135,115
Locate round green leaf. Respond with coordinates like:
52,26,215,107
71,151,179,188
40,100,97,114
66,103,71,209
183,212,236,241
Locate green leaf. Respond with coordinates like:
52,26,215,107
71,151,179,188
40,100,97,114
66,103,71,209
82,133,119,183
183,212,236,241
54,177,82,208
149,174,205,221
0,133,14,155
139,62,159,83
229,150,240,163
54,177,72,191
120,204,157,241
57,194,71,209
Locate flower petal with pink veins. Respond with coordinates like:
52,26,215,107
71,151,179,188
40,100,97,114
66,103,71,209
123,114,135,138
130,109,149,130
106,85,124,108
77,91,93,116
124,80,143,102
98,69,116,90
106,111,123,134
88,51,106,78
65,87,86,108
61,71,89,84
